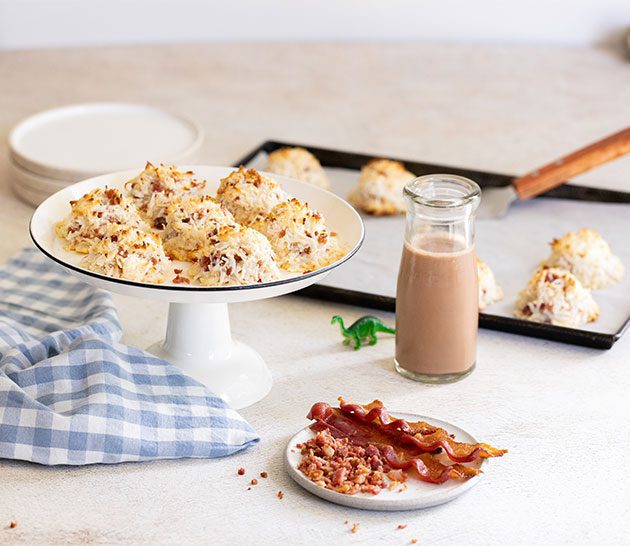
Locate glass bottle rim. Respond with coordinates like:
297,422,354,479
404,174,481,209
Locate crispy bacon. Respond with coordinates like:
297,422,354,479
335,399,507,463
307,402,487,484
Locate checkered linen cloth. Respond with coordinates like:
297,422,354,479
0,248,259,465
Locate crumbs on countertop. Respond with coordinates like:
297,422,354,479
237,467,246,476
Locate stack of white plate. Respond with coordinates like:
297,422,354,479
8,103,204,206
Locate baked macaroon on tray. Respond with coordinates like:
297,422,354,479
236,141,630,349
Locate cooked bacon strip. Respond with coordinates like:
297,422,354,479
336,399,507,463
307,403,481,484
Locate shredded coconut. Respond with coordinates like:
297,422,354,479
125,162,206,229
80,225,168,284
542,228,624,290
348,159,415,216
216,167,290,226
55,187,149,253
189,224,280,286
265,147,330,189
514,266,600,326
251,198,343,273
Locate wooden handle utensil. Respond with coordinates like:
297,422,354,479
513,126,630,200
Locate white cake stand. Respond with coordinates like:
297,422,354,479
30,166,364,408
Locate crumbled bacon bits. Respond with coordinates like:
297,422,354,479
277,490,284,500
260,471,268,479
410,540,418,544
351,523,360,534
397,524,407,530
8,521,17,529
297,429,406,495
250,479,258,486
237,467,246,476
172,274,190,284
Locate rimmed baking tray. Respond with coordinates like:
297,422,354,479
234,141,630,349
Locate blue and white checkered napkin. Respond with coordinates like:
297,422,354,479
0,248,259,465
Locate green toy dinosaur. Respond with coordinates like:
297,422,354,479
331,315,396,350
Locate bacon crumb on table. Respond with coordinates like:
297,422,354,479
9,522,17,529
277,490,284,500
250,479,258,485
410,539,418,544
246,487,251,491
260,471,268,479
237,467,245,476
297,429,406,495
397,524,407,530
351,523,360,533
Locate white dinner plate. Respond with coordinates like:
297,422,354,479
10,103,203,180
10,158,74,191
12,179,52,207
29,165,365,304
285,412,484,511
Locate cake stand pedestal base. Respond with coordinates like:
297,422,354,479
147,302,272,409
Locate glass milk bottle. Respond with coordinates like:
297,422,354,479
395,174,481,383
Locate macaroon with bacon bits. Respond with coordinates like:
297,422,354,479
55,187,149,254
265,147,330,190
348,159,415,216
514,266,600,327
188,224,280,286
80,225,169,284
216,166,290,226
125,162,206,230
161,196,237,261
251,198,343,274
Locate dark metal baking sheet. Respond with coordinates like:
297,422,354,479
234,140,630,349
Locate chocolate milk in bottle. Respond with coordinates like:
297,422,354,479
395,175,481,383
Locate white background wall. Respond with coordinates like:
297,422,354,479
0,0,629,50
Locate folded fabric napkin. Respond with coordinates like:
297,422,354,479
0,248,258,465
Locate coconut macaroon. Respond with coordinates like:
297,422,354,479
125,162,206,230
514,267,600,327
265,147,330,189
215,167,290,226
477,258,504,311
80,226,169,284
161,196,237,261
542,228,624,290
348,159,415,216
251,198,343,274
189,225,280,286
55,187,149,253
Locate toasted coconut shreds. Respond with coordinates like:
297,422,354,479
251,198,343,274
80,225,169,284
265,147,330,189
543,228,624,289
514,266,600,327
162,196,236,261
55,187,149,253
348,159,415,216
216,166,290,226
477,257,504,311
188,224,280,286
297,429,406,496
125,162,206,228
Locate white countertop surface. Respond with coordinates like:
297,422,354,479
1,43,629,545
